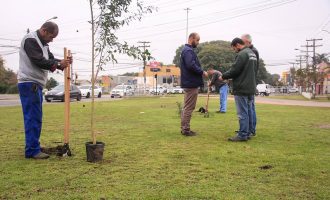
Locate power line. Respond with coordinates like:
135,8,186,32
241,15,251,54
121,0,297,40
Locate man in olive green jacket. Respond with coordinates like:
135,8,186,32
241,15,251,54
219,38,257,141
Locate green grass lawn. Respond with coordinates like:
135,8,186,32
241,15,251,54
0,96,329,199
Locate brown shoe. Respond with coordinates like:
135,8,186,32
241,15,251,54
181,130,197,136
33,152,50,159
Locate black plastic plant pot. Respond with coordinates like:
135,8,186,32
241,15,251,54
85,141,105,162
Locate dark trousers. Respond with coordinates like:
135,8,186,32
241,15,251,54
234,95,253,139
250,96,257,134
181,88,199,131
18,82,43,158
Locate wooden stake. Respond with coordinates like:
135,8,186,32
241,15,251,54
64,48,71,144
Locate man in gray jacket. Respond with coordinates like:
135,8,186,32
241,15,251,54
18,22,71,159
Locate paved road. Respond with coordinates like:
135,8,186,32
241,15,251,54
0,94,121,107
1,94,330,108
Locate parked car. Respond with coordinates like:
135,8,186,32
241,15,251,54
45,85,81,102
167,86,184,94
78,85,102,98
256,84,271,96
172,86,184,94
288,87,299,93
149,86,167,95
110,85,134,98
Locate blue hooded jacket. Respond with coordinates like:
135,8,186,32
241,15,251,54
180,44,204,88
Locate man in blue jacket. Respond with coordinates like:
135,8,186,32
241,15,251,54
180,32,208,136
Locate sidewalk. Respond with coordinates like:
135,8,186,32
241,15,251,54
199,94,330,108
0,94,19,100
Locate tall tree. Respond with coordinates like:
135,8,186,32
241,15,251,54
45,77,58,90
89,0,154,144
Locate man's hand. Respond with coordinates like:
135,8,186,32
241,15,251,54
67,56,73,64
218,76,223,81
58,58,72,70
203,71,208,77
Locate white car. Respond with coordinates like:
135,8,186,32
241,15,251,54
149,86,167,95
172,86,184,94
78,85,102,98
167,86,184,94
110,85,134,98
288,87,299,93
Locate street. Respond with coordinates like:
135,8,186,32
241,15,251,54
1,94,330,108
0,94,121,107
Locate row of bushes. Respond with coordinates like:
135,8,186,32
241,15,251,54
0,84,18,94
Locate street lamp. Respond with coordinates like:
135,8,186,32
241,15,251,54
46,16,58,22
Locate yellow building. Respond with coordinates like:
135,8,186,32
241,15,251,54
282,71,290,85
138,61,181,86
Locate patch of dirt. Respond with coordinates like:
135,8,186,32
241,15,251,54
41,146,60,155
259,165,273,170
41,144,72,157
318,124,330,129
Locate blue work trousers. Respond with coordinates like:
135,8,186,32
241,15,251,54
219,84,228,112
18,82,43,158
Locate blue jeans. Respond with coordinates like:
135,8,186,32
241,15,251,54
250,96,257,135
219,84,228,112
234,95,253,139
18,82,43,158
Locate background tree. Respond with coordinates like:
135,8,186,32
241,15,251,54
89,0,154,144
265,74,281,86
45,77,58,90
0,56,17,93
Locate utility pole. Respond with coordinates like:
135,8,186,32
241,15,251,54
295,55,305,69
138,41,150,94
184,8,191,42
301,41,311,70
302,38,323,97
301,42,313,92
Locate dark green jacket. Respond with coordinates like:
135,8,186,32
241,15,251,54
222,47,257,96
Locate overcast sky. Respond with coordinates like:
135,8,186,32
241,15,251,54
0,0,329,81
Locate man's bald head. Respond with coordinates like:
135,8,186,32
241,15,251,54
41,22,58,35
188,32,200,48
39,22,59,43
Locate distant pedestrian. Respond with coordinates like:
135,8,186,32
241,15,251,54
219,38,257,141
18,22,72,159
180,32,208,136
207,67,228,113
242,34,259,137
